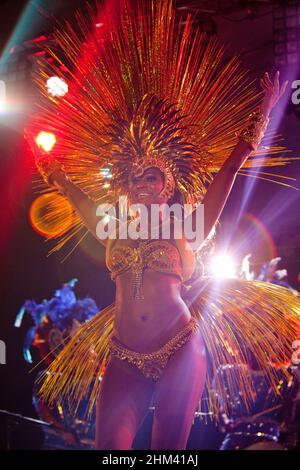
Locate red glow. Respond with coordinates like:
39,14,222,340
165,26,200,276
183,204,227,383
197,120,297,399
25,35,48,45
33,51,46,56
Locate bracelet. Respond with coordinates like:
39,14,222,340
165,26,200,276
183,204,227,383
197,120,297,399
238,111,269,151
35,156,65,186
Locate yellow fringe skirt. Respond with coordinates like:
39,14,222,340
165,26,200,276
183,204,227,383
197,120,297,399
36,278,300,421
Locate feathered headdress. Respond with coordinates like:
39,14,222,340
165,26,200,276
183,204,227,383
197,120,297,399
29,0,295,256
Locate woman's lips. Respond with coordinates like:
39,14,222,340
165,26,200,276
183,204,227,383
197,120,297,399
136,193,151,198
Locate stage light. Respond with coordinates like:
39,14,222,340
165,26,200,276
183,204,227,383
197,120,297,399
46,76,68,97
35,131,56,152
210,253,236,279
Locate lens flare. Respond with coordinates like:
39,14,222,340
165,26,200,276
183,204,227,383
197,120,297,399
29,193,73,238
210,253,236,279
35,132,56,152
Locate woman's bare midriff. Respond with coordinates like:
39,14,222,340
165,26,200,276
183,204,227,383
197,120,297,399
113,268,192,352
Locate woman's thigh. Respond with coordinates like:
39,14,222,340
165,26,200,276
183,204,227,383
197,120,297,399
95,356,155,450
151,329,207,450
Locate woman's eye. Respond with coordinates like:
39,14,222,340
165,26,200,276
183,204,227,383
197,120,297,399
146,176,156,182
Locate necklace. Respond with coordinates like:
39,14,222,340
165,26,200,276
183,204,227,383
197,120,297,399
121,217,174,300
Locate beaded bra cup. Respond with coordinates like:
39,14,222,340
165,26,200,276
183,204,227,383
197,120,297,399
106,237,195,300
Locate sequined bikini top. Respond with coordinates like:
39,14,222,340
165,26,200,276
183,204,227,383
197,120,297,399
106,226,196,300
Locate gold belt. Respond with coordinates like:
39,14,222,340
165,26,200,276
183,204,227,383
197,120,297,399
108,317,200,381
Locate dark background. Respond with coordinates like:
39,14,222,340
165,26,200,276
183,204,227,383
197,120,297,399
0,0,299,449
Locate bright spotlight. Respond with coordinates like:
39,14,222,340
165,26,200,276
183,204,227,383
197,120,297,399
210,253,236,279
46,76,68,97
35,131,56,152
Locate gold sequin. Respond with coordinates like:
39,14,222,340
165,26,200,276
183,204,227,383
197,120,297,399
108,317,200,380
107,239,183,299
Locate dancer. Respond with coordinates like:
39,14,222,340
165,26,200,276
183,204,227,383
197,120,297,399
26,0,300,450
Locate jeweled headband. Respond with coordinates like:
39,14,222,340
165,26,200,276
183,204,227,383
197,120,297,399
129,154,176,200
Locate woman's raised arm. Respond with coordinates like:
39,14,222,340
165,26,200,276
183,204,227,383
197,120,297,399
25,132,107,247
185,71,288,248
49,170,107,247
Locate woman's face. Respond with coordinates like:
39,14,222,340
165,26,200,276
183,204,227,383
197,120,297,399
128,167,167,206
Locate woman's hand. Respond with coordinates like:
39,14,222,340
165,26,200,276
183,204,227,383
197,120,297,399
24,129,107,245
259,70,288,117
24,127,47,160
24,128,65,186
